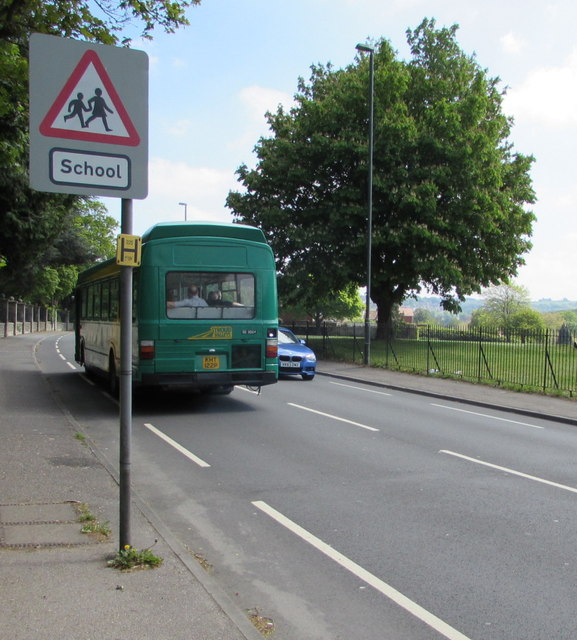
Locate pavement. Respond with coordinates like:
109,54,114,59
315,361,577,427
0,333,575,640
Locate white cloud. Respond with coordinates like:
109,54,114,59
517,241,577,300
166,118,192,136
100,158,237,235
228,85,295,157
503,48,577,127
239,85,294,124
148,157,232,199
500,31,525,54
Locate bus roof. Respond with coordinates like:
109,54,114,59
141,221,267,245
77,222,270,285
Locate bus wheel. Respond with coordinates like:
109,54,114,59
218,385,234,395
81,344,94,379
108,352,118,397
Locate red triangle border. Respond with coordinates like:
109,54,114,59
39,49,140,147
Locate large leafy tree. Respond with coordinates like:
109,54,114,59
5,199,118,304
469,283,542,333
480,284,531,325
227,19,535,338
281,282,364,328
0,0,197,303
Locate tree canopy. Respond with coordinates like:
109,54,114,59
0,0,196,303
280,282,364,328
0,0,195,45
226,19,535,337
480,283,530,323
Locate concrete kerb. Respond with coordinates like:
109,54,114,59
316,369,577,428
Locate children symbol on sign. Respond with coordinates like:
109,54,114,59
63,92,90,128
84,88,114,132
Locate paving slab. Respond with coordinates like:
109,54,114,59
0,502,102,547
1,502,79,524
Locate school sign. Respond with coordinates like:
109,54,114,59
29,33,148,199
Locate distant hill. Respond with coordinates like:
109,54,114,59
402,296,577,314
530,299,577,313
401,297,481,313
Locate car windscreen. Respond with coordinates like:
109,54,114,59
278,329,300,345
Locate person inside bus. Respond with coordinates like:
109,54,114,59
207,290,242,307
167,285,208,308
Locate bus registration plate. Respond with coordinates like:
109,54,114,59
202,356,220,370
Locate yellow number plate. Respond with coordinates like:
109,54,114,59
202,356,220,370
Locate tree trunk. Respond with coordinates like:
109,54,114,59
372,291,394,340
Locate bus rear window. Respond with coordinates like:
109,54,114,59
166,272,255,319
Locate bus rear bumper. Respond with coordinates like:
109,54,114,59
139,371,277,389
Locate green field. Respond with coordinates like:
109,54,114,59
305,333,577,397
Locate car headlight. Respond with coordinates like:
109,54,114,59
305,353,316,362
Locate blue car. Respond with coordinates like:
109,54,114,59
277,327,316,381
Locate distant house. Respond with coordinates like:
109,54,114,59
398,307,414,324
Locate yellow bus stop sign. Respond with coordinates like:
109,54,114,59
116,234,141,266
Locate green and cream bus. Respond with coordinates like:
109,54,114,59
74,221,278,394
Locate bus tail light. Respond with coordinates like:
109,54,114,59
140,340,155,360
265,328,277,359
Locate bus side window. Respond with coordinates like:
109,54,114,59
93,283,102,320
101,281,110,320
110,279,119,320
87,284,94,320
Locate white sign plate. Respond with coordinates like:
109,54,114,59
29,33,148,199
50,148,130,190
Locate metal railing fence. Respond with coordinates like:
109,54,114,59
0,297,72,337
288,321,577,397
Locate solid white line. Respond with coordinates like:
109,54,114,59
431,403,544,430
287,403,379,432
236,386,260,395
252,500,472,640
440,450,577,494
330,381,392,396
143,423,211,468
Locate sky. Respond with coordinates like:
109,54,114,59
100,0,577,301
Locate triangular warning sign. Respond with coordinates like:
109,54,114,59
39,49,140,147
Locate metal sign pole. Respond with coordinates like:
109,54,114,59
119,197,133,548
29,34,148,549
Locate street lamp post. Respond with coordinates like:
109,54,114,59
179,202,188,221
356,43,374,366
